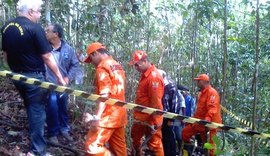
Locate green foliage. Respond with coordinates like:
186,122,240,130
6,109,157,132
0,63,9,70
204,142,214,150
203,135,225,155
4,0,15,7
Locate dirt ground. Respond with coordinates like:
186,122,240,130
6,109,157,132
0,77,89,156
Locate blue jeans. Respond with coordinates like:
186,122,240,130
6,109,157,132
13,72,48,154
174,121,184,153
162,119,176,156
46,91,70,137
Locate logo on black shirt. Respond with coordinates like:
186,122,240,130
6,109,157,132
3,22,24,36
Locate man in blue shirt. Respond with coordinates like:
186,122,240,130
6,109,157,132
45,23,83,144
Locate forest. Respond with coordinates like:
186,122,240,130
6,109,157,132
0,0,270,155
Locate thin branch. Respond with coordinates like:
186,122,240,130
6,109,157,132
0,101,23,105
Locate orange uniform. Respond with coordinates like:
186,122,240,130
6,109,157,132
182,85,221,156
131,64,164,156
193,85,221,123
85,56,127,156
95,56,127,128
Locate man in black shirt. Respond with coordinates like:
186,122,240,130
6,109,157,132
1,0,66,155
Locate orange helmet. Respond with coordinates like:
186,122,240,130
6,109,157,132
194,74,210,81
129,50,147,65
83,42,106,63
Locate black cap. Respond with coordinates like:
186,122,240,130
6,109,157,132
177,85,189,91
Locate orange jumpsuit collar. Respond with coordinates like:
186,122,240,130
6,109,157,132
142,64,155,78
97,55,113,68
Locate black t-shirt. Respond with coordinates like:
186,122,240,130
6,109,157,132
1,16,52,72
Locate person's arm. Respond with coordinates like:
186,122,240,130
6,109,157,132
42,52,66,86
162,88,169,112
182,107,186,116
170,86,177,113
67,48,83,83
177,91,186,126
148,77,164,126
95,68,112,118
191,97,196,116
180,94,186,116
176,90,182,114
205,91,219,121
95,94,108,119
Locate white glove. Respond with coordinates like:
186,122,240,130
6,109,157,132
83,113,101,131
83,113,100,123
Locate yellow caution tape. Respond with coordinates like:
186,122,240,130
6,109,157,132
221,105,269,147
0,70,270,141
221,105,253,128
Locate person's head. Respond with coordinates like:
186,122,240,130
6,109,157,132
194,74,210,89
178,85,190,96
17,0,43,23
129,50,150,73
83,42,108,66
45,23,64,42
158,69,167,84
157,69,174,86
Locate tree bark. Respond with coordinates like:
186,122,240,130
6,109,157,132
146,0,151,53
251,0,260,155
44,0,51,24
191,0,198,96
221,0,228,120
98,0,106,43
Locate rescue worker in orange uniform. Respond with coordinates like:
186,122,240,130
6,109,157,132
82,42,127,156
181,74,222,156
129,50,164,156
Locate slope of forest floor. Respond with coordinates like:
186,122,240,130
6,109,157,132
0,77,89,156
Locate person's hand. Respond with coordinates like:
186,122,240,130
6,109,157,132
63,77,69,84
82,113,100,131
83,112,93,123
57,77,67,86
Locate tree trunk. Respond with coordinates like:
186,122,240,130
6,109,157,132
251,0,260,155
44,0,51,24
98,0,106,43
146,0,151,53
221,0,228,119
191,0,198,96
